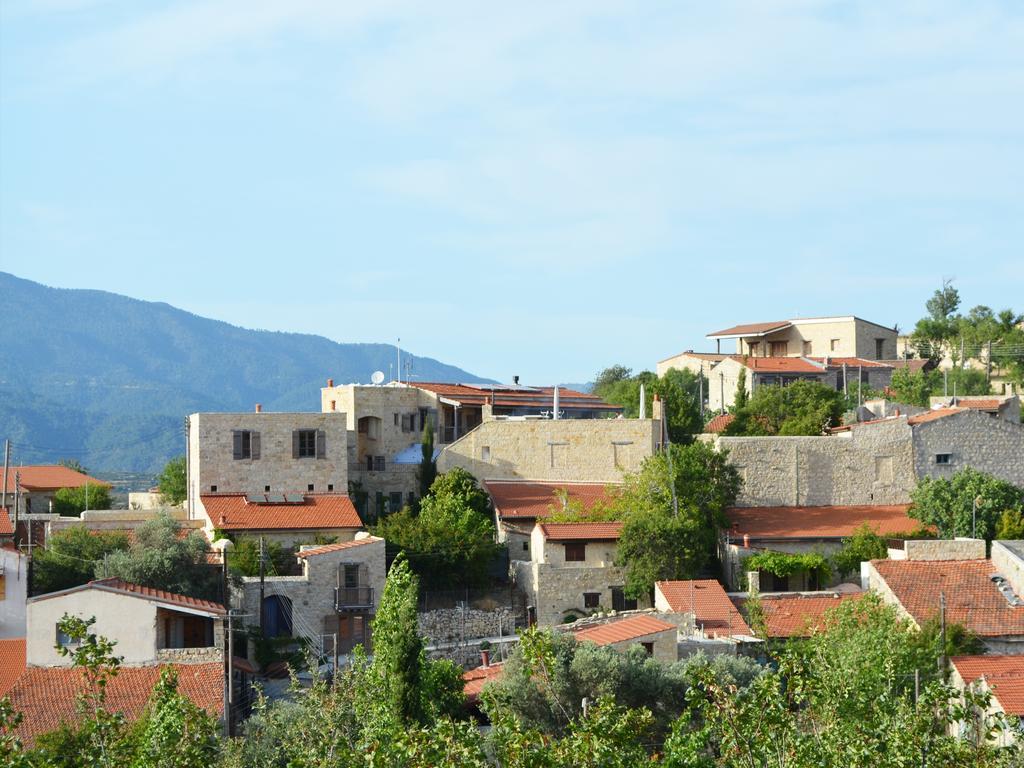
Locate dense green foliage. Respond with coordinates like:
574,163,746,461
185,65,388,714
996,509,1024,540
723,379,845,436
909,467,1024,540
613,442,741,597
95,514,223,601
373,469,499,587
416,420,437,501
592,365,704,442
888,367,991,407
157,457,187,505
32,527,130,595
0,272,488,472
831,523,891,578
745,551,832,585
52,483,112,516
225,535,298,578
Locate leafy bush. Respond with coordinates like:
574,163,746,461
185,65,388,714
52,483,111,516
32,527,130,595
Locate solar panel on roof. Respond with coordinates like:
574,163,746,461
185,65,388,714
266,493,286,504
462,383,540,392
284,493,305,504
245,493,265,504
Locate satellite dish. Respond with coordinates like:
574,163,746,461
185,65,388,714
371,371,385,385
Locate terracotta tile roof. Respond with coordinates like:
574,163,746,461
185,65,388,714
200,493,362,531
462,662,504,701
31,578,226,616
955,399,1001,411
704,413,735,433
988,677,1024,715
295,535,382,558
656,580,752,638
410,382,621,411
725,505,914,539
736,593,864,638
484,481,620,521
6,662,223,747
538,521,623,541
872,559,1024,637
657,350,728,364
736,357,824,373
0,509,12,536
572,614,676,646
809,357,894,369
1,465,109,494
882,359,931,374
0,638,26,697
907,408,962,425
951,655,1024,685
708,321,791,338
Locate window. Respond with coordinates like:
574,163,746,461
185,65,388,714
935,453,952,465
358,417,380,440
641,642,654,655
330,400,336,412
344,564,360,589
56,624,79,648
875,338,885,360
374,456,385,472
830,338,840,352
327,484,334,492
366,456,374,471
389,492,403,512
564,542,586,562
583,592,600,609
481,446,491,461
769,341,788,357
308,484,314,492
770,573,789,592
802,340,812,356
294,429,317,458
523,541,530,551
232,430,260,460
375,492,385,518
264,485,271,492
210,485,217,492
611,587,637,611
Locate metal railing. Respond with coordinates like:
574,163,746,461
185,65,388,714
335,586,373,610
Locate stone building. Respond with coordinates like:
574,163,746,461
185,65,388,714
0,465,109,517
514,521,647,626
865,539,1024,654
949,655,1024,746
704,316,898,360
26,577,225,667
655,350,727,378
199,492,364,546
719,504,916,591
567,613,678,664
483,480,622,560
928,395,1021,423
236,534,386,659
654,580,752,640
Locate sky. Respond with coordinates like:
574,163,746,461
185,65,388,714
1,1,1022,384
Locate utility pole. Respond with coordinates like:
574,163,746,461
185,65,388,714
1,439,9,511
938,592,947,675
13,471,21,546
842,363,848,396
698,363,704,421
986,340,993,384
333,631,339,682
223,610,233,739
258,536,266,635
858,365,863,408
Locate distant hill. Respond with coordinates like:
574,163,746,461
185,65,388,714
0,272,492,472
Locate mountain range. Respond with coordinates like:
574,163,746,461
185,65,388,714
0,272,491,472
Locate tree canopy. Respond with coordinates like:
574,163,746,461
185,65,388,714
592,365,705,442
909,467,1024,540
723,379,845,436
32,527,130,596
157,457,187,506
52,483,112,516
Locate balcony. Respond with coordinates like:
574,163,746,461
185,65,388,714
335,586,374,612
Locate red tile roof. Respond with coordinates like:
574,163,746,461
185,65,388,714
295,535,383,558
704,414,735,434
907,408,962,425
708,321,791,338
737,593,864,638
410,382,621,411
872,559,1024,637
538,521,623,541
484,481,620,521
1,465,109,494
739,357,825,373
6,662,223,746
951,655,1024,685
989,678,1024,716
200,493,362,531
725,505,914,540
0,509,12,536
572,614,676,646
955,399,1001,411
809,357,893,369
656,580,752,638
32,578,226,616
882,359,931,374
0,638,26,697
462,662,505,701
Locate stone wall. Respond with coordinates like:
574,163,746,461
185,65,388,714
909,409,1024,488
717,418,915,507
438,418,659,483
418,606,518,648
902,538,986,561
513,560,649,627
156,646,224,664
992,541,1024,596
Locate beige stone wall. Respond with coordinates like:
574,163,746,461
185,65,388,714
902,538,986,561
991,541,1024,596
438,418,659,483
0,548,27,639
530,525,619,567
656,353,713,378
601,628,677,664
911,409,1024,488
513,560,648,627
723,318,896,360
189,412,349,501
708,358,751,412
717,418,916,507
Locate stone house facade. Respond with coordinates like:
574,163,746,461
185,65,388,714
237,534,386,659
568,613,678,664
513,521,648,627
27,578,225,667
705,316,898,360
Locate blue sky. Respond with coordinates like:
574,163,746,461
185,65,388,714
1,1,1022,384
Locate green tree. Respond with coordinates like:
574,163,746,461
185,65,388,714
831,523,892,578
416,420,438,502
129,668,219,768
909,467,1024,540
731,366,748,412
425,467,492,517
912,279,962,362
593,366,705,443
226,535,297,578
0,697,29,768
96,513,222,601
888,368,933,407
32,527,130,595
157,457,187,506
613,442,740,597
591,365,633,400
53,482,112,516
724,379,845,437
996,509,1024,540
57,458,88,474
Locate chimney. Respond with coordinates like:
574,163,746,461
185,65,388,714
513,375,520,385
327,378,334,388
480,649,490,668
255,404,262,413
742,533,750,548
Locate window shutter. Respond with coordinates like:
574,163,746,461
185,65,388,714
292,431,300,459
251,432,261,460
316,429,326,459
232,431,243,460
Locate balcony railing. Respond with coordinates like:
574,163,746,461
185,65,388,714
335,586,374,611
